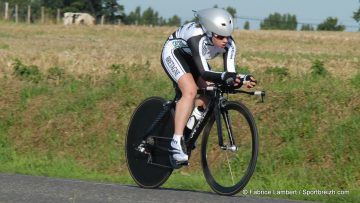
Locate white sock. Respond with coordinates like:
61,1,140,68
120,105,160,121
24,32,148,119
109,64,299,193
173,134,182,143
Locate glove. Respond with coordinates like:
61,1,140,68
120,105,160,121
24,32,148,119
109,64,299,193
239,74,257,88
221,72,237,86
239,74,253,82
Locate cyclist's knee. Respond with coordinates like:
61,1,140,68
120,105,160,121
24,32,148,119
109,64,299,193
181,85,197,100
178,74,197,100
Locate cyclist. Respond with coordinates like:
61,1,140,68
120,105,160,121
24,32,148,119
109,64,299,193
160,8,257,163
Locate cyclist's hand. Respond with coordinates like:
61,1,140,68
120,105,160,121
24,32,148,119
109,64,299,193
233,77,242,89
221,72,237,86
239,74,257,88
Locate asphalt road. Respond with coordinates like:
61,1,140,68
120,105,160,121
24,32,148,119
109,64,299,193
0,173,317,203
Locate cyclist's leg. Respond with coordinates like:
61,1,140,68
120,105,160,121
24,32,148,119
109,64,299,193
169,74,197,162
195,77,210,108
175,73,198,136
161,40,197,162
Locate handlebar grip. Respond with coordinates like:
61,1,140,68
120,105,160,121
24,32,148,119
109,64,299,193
254,91,265,96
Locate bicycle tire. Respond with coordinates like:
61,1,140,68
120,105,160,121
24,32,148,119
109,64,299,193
201,101,258,195
125,97,174,188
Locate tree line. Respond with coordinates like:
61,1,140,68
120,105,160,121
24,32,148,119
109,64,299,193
0,0,182,25
259,13,346,31
1,0,125,24
1,0,359,31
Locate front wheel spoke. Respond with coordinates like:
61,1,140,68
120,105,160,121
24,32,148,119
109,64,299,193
225,150,235,185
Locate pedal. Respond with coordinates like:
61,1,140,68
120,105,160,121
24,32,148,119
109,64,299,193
169,155,188,169
178,161,189,166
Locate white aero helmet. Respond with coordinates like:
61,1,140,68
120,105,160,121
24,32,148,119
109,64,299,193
195,8,234,37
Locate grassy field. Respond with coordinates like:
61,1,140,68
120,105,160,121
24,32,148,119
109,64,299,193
0,22,359,202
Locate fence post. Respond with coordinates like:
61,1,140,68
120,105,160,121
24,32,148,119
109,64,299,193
15,4,18,23
4,2,9,20
27,5,31,24
41,6,44,24
56,9,60,24
101,15,105,25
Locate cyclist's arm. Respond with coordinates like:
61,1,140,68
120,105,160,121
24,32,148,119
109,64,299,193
187,35,224,83
222,38,251,82
223,37,236,73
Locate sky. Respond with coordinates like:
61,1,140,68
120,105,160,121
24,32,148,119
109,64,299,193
119,0,360,31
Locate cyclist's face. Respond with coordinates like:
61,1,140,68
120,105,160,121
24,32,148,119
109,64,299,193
212,34,229,48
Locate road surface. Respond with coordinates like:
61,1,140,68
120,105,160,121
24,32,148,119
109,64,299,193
0,173,317,203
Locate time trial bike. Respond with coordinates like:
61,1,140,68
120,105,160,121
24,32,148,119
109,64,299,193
125,83,265,195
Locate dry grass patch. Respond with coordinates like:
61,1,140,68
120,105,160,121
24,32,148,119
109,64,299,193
1,24,359,79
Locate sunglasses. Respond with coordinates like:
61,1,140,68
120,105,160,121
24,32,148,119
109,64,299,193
213,34,228,40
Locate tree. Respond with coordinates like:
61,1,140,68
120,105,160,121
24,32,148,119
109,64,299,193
7,0,42,22
244,21,250,30
102,0,124,23
123,6,181,27
124,6,141,25
354,5,360,31
42,0,64,9
167,15,181,26
226,6,236,19
301,24,314,31
317,17,345,31
142,7,159,25
158,16,167,26
260,12,297,30
353,7,360,22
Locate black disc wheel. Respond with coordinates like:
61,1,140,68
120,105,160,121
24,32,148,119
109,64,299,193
201,101,258,195
126,97,174,188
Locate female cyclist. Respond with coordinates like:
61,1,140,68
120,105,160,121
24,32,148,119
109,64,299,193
160,8,257,163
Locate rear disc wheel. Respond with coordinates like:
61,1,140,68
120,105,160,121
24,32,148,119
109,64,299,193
126,97,174,188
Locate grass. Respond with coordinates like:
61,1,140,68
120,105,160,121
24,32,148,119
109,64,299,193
0,24,359,202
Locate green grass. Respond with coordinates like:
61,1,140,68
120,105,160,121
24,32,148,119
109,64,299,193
0,59,359,202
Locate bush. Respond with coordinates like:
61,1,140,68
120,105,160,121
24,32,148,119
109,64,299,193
48,66,65,78
317,17,345,31
265,66,289,80
310,59,328,77
12,59,43,83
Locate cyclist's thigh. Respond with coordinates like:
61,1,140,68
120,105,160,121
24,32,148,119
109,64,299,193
194,77,209,107
161,40,196,83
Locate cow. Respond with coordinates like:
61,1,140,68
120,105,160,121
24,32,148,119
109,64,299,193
63,12,95,25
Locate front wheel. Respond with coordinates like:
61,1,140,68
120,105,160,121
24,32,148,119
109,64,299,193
201,101,259,195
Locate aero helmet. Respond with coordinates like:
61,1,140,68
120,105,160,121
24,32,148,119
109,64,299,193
195,8,234,36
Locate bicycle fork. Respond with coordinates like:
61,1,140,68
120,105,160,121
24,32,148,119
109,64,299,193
215,102,238,152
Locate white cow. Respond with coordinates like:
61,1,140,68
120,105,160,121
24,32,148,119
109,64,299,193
63,12,95,25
